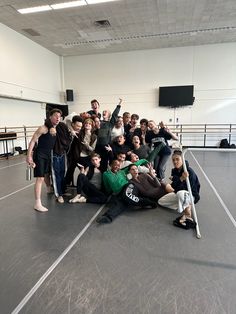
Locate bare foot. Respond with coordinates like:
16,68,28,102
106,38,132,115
34,205,48,212
179,214,187,224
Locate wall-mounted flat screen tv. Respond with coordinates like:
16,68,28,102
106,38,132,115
159,85,194,107
46,103,68,119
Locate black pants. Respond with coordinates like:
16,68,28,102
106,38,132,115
95,145,109,172
65,156,92,186
103,184,157,220
77,173,107,204
65,159,77,185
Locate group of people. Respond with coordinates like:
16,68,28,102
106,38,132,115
26,98,200,230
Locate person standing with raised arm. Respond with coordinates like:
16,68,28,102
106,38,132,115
95,98,122,171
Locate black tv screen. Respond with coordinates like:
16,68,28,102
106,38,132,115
46,103,69,119
159,85,194,107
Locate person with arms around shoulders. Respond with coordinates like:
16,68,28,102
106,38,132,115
64,115,83,186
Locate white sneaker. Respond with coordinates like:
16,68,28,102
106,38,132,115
78,196,87,203
57,196,64,204
69,194,81,203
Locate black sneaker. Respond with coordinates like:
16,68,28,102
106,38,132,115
173,219,190,230
150,201,158,209
96,215,112,224
186,218,196,229
173,217,196,230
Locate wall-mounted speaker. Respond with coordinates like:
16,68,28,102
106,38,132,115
66,89,74,102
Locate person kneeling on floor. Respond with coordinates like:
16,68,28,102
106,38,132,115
158,150,200,230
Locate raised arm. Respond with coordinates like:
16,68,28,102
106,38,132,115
159,121,178,140
110,98,122,126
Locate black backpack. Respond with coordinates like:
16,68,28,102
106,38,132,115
219,138,230,148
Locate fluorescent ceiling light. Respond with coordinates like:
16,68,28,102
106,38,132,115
51,1,87,9
86,0,119,3
18,0,119,15
18,5,52,14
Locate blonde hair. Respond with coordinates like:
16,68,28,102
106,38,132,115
83,118,95,128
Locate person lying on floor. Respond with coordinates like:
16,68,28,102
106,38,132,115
158,150,200,230
96,162,172,224
127,163,172,200
68,153,107,204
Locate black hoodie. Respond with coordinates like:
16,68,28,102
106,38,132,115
171,160,200,203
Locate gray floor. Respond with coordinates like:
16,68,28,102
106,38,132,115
0,152,236,314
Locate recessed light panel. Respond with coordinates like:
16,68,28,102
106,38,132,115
86,0,119,4
18,5,52,14
51,1,87,10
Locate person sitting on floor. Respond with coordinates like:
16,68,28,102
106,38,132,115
69,153,107,204
127,163,172,201
158,150,200,230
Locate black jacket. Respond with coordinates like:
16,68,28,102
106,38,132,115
171,160,200,203
96,105,121,146
54,122,71,155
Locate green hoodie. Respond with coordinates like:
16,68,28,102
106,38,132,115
103,159,148,194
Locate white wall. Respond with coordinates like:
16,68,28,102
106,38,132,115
0,22,63,154
0,24,62,126
0,22,62,106
0,99,46,155
0,98,45,127
1,22,236,152
64,43,236,125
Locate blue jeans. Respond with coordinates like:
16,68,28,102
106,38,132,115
52,153,66,197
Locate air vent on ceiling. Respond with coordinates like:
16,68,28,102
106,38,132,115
94,20,111,27
22,28,40,36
